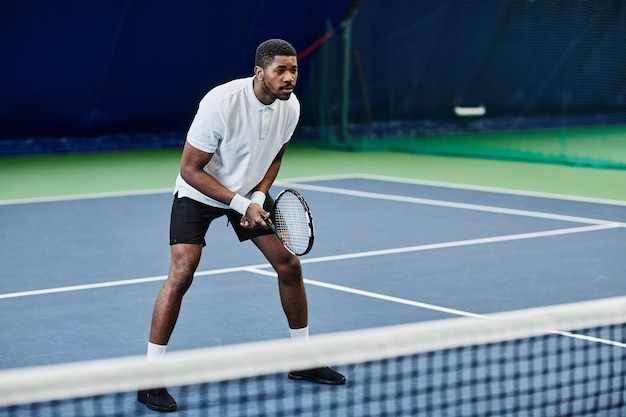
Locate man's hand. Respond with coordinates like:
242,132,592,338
240,202,270,229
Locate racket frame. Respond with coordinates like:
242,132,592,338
266,189,314,256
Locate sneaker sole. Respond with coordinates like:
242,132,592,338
138,396,178,412
288,372,346,385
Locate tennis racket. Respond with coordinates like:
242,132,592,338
266,189,314,256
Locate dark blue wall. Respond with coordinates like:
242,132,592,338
0,1,351,140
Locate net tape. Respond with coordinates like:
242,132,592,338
0,296,624,416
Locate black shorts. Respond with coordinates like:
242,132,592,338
169,194,275,246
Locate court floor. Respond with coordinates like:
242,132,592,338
1,174,624,371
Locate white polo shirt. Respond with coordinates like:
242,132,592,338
174,76,300,208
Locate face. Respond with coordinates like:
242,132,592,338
255,55,298,104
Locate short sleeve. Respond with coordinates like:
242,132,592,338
186,96,224,153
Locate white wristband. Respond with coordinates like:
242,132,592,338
229,193,252,216
251,191,266,207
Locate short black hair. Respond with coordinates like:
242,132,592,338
255,39,297,69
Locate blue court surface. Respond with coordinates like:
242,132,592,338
1,174,624,373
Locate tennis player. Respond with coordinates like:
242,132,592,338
138,39,346,413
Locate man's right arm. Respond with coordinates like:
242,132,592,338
179,141,267,227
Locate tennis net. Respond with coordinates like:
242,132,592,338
0,296,624,416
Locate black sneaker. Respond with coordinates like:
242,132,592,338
137,388,177,412
288,367,346,385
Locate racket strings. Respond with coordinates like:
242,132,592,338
273,193,311,254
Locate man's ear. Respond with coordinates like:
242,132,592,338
254,65,264,81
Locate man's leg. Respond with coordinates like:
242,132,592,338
150,243,203,345
252,234,346,385
138,243,202,412
252,234,307,329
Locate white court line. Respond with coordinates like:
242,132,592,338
244,266,486,319
0,266,246,299
348,173,626,207
0,188,174,206
2,172,625,207
246,266,626,349
279,173,626,206
0,222,620,300
298,223,622,264
276,180,624,226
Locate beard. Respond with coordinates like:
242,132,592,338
262,78,293,101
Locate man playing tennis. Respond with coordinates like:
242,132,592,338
138,39,346,413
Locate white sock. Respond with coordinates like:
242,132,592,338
289,326,309,342
147,342,167,362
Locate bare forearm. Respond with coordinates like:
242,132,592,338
179,141,236,206
180,166,235,206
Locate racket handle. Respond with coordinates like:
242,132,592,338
263,214,276,232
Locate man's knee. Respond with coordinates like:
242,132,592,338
276,254,302,283
168,244,202,294
164,271,194,296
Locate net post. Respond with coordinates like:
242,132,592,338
341,17,353,142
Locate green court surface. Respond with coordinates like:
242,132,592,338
336,125,626,170
1,146,625,202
